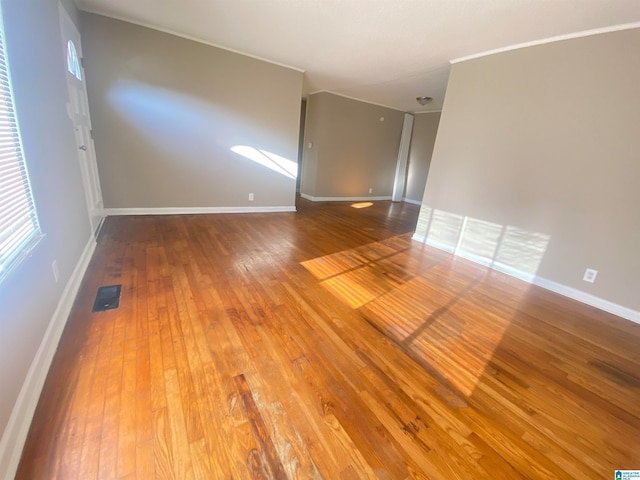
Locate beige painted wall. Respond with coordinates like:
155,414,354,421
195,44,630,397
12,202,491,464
416,28,640,312
79,13,303,209
405,112,440,203
0,0,94,457
301,92,404,199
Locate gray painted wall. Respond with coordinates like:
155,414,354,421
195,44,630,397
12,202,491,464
0,0,93,446
301,92,404,199
80,12,303,210
405,112,440,203
415,28,640,312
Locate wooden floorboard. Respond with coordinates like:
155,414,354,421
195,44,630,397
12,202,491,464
16,198,640,479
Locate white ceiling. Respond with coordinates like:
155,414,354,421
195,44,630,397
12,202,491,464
75,0,640,113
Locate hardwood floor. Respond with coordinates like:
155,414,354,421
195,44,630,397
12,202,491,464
16,198,640,479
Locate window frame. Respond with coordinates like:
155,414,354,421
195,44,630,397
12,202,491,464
0,6,43,284
66,39,81,80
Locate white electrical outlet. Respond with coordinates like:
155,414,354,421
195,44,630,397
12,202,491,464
368,188,373,194
52,260,59,283
583,268,598,283
248,193,254,201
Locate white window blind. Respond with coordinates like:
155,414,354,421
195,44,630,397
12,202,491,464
0,9,42,283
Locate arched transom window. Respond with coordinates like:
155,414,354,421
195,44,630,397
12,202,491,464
66,40,81,80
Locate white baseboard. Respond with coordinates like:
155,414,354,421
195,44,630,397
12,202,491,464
403,197,422,206
300,194,392,202
104,206,297,216
411,233,426,243
0,236,97,480
532,277,640,324
412,236,640,325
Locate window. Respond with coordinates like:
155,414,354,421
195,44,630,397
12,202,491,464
66,40,81,80
0,8,42,283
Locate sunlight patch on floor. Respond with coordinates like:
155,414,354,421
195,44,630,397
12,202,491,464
301,234,531,396
351,202,373,209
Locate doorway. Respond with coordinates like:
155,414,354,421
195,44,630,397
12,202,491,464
296,98,307,194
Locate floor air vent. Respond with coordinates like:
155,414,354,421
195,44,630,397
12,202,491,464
92,285,122,312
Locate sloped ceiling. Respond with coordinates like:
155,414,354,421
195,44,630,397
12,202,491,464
76,0,640,112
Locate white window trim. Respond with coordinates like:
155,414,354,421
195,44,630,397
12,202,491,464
0,7,43,284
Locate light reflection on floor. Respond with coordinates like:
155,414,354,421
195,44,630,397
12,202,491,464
301,234,530,396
